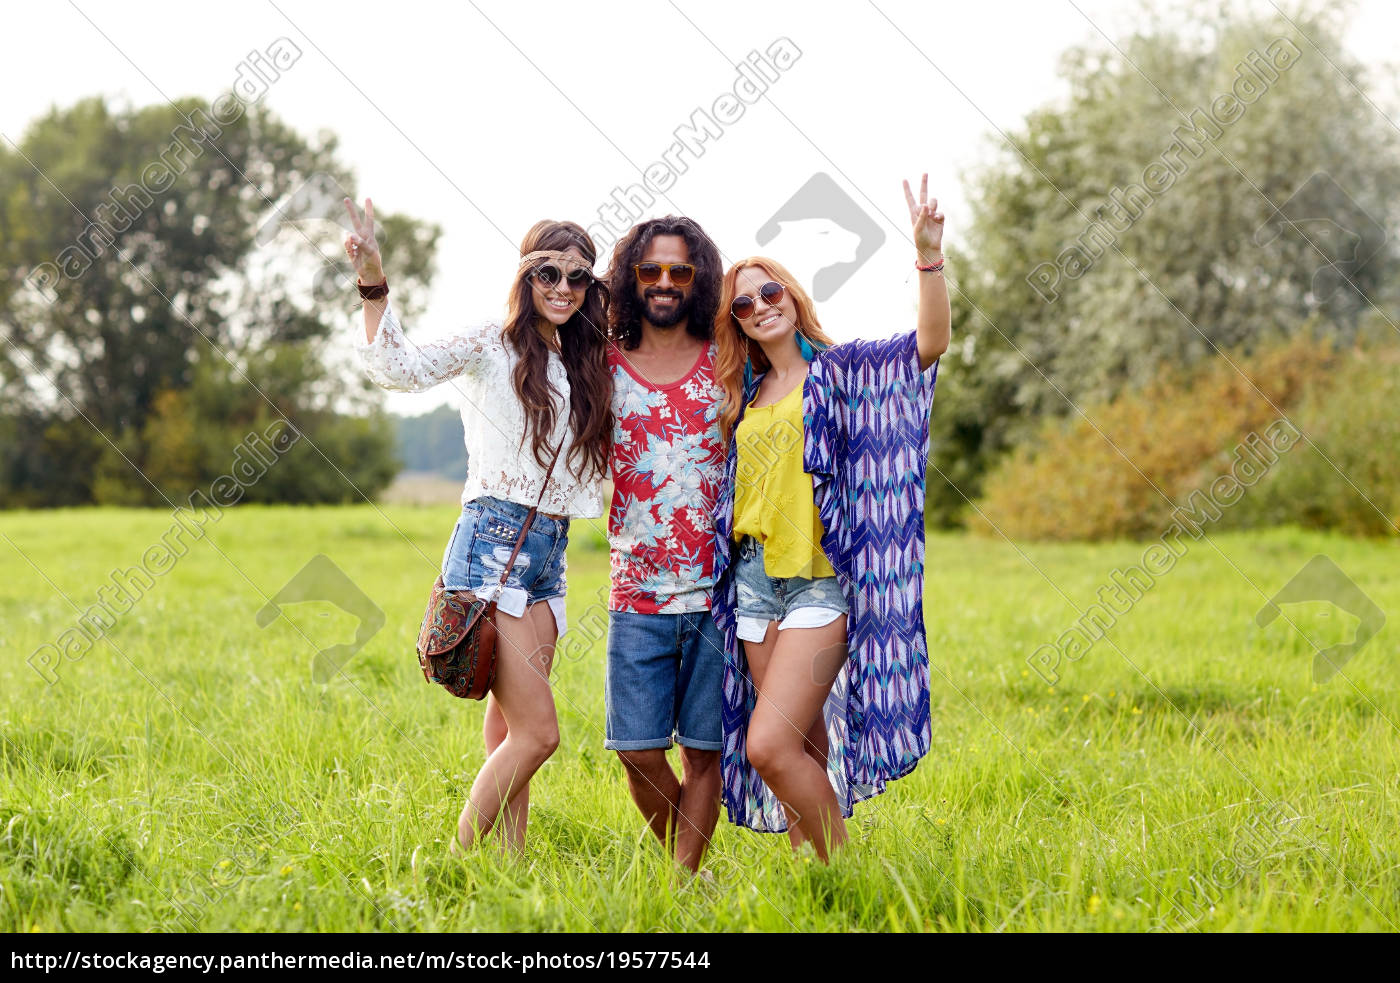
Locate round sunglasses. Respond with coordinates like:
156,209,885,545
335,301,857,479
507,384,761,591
531,263,593,289
633,262,696,287
730,280,785,320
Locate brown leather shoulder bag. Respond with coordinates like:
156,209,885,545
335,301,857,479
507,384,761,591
415,439,564,699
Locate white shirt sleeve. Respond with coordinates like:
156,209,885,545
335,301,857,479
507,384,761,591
354,303,501,393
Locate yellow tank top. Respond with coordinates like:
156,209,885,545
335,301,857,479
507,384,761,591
732,383,835,579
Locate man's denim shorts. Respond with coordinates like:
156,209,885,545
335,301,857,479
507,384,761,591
441,496,570,633
604,610,724,751
733,536,848,643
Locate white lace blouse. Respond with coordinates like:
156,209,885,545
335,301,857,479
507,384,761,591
355,304,604,518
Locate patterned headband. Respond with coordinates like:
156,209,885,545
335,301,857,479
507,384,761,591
518,249,596,278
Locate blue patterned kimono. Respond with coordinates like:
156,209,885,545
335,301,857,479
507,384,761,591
712,329,940,832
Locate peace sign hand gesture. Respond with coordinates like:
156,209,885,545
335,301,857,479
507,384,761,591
342,197,385,284
902,174,944,263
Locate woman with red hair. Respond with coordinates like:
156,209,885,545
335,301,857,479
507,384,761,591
710,176,951,859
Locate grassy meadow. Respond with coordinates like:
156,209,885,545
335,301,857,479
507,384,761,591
1,504,1397,932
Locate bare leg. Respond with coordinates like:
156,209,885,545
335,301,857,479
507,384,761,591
618,749,681,851
457,602,559,853
744,617,849,861
618,746,720,873
742,623,832,850
482,694,528,852
676,746,720,872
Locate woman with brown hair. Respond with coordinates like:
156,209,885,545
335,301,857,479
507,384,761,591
342,197,612,855
710,176,951,860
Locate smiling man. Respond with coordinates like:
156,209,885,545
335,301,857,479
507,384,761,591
603,217,727,872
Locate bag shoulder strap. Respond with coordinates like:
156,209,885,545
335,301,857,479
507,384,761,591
492,435,568,591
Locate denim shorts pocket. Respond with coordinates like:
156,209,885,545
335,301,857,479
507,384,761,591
474,510,522,547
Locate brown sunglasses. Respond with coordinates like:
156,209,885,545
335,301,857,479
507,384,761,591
633,262,696,286
730,280,785,320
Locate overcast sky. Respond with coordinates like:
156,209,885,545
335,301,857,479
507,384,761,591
5,1,1397,415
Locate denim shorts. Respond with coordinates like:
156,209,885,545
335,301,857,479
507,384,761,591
441,496,570,633
604,610,725,751
733,536,848,643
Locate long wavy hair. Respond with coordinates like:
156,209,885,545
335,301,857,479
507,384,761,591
714,257,835,443
501,220,613,481
606,216,722,350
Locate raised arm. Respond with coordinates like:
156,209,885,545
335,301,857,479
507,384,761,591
344,197,388,344
342,196,492,393
903,174,951,370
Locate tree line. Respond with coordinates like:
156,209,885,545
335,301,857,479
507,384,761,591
0,96,438,506
2,5,1395,534
927,5,1400,529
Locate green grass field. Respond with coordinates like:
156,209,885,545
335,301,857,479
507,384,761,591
1,505,1397,932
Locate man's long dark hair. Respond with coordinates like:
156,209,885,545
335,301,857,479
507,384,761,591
502,220,613,482
606,216,722,350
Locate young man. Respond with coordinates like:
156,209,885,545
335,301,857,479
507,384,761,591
604,216,727,872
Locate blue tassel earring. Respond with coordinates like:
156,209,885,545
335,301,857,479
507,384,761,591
795,330,827,362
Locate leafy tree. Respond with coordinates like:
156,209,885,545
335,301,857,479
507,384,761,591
929,3,1400,526
0,94,439,505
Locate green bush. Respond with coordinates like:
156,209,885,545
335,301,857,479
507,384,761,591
86,346,400,509
970,333,1333,541
1228,346,1400,537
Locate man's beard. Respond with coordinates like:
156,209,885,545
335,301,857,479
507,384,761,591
642,289,692,328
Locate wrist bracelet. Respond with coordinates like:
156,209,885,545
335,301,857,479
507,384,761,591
915,259,944,273
357,278,389,300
